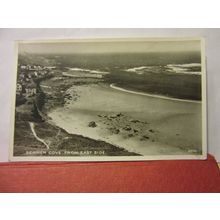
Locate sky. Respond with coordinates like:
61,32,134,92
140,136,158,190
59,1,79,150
18,39,201,54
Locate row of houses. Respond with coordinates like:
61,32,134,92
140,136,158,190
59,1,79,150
19,64,55,71
16,83,37,96
16,64,55,96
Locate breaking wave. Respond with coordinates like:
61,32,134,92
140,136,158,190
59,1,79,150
167,63,201,75
66,67,109,75
125,63,201,75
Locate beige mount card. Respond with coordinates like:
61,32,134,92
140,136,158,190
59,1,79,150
10,37,207,161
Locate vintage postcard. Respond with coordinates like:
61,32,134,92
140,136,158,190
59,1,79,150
9,37,207,161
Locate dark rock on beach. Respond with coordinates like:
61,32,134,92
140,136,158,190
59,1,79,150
140,135,150,141
88,121,97,128
123,125,132,131
129,119,140,123
128,133,134,137
109,127,120,134
116,113,123,117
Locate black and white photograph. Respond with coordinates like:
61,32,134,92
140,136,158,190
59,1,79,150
10,38,206,161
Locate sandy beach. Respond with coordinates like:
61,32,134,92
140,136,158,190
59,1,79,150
48,83,202,155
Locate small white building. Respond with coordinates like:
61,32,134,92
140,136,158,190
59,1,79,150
25,88,37,96
16,83,22,94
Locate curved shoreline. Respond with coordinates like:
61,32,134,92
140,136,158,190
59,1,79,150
110,83,201,104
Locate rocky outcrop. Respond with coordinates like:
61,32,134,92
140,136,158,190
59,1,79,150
109,127,120,134
88,121,97,128
129,119,140,123
96,112,157,141
123,125,132,131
